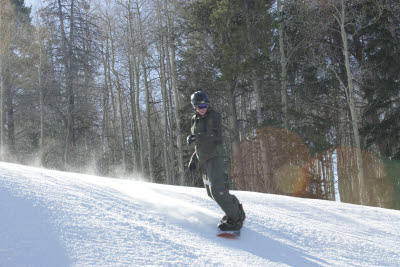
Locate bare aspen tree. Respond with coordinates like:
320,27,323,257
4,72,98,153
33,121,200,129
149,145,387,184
136,1,155,181
101,29,118,171
82,3,91,90
118,0,139,172
128,27,145,175
100,41,110,172
126,0,144,174
165,0,184,185
127,15,139,172
65,0,75,166
0,0,14,159
166,94,175,184
35,16,46,165
338,1,365,204
127,50,138,171
133,53,145,174
156,0,172,184
107,39,119,165
327,0,366,204
244,1,271,191
108,18,127,172
100,4,119,169
164,19,176,185
99,5,119,167
56,0,75,166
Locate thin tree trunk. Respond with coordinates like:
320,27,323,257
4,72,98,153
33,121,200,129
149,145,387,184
165,86,175,184
125,0,139,173
6,76,14,155
57,0,68,165
65,0,76,166
126,0,143,173
38,26,45,165
166,76,176,185
116,73,127,172
157,2,171,184
133,53,145,174
165,0,184,185
109,21,127,172
0,52,6,159
101,43,109,174
105,29,118,166
58,0,75,166
128,53,138,171
0,0,12,160
277,0,289,130
136,3,154,181
244,1,271,191
164,22,176,185
338,0,365,205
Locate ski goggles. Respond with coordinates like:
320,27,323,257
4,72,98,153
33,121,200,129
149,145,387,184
197,104,208,110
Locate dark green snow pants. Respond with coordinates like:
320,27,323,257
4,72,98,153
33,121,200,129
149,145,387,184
202,156,241,220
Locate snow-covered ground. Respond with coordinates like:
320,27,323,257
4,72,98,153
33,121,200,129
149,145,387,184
1,162,399,266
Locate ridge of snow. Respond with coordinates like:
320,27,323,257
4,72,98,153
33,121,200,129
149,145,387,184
1,162,399,266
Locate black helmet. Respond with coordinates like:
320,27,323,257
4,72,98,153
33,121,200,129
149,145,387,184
191,91,209,108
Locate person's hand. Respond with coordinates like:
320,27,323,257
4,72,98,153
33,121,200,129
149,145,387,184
187,135,196,145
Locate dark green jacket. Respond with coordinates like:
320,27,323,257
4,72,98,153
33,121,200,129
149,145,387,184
190,107,224,164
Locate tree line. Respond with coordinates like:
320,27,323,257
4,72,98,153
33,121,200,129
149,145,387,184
0,0,399,209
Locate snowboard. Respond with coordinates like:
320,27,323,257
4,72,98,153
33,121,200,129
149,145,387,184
217,230,240,239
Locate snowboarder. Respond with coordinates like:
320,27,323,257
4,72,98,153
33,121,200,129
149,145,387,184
187,91,245,231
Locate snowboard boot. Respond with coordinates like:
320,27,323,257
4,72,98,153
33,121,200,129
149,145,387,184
220,204,245,223
218,204,246,231
218,216,243,231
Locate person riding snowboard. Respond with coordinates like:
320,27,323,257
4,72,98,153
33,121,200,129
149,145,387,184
187,91,245,231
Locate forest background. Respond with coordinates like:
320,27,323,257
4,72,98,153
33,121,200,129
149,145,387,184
0,0,399,209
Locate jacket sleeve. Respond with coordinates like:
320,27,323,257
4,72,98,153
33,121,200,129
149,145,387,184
189,151,198,165
196,111,223,144
189,116,198,164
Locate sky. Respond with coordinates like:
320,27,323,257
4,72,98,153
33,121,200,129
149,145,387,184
24,0,42,12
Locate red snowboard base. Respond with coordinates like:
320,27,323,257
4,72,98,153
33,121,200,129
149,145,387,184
217,230,240,239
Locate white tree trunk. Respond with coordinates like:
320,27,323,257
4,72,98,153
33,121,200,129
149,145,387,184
156,0,172,184
136,3,155,182
38,26,45,165
338,0,365,205
109,21,127,172
166,2,184,185
134,56,145,174
126,1,139,172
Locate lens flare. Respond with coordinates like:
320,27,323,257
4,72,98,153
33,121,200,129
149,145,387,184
231,127,310,194
276,164,307,195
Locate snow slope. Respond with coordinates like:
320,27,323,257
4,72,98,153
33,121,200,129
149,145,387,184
1,162,399,266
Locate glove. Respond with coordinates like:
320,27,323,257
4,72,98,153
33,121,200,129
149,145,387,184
187,135,196,145
188,160,197,172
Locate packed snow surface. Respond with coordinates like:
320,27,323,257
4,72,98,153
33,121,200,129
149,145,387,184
1,162,399,266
